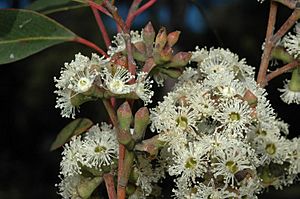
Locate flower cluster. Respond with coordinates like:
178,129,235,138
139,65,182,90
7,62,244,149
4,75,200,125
150,47,300,198
56,123,118,198
54,52,154,119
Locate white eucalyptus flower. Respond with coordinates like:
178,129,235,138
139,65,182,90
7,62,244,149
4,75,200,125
81,123,118,169
278,79,300,104
101,66,135,94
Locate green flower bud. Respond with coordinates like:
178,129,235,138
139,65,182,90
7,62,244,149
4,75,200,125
126,183,136,195
159,68,182,78
143,22,155,57
289,67,300,92
160,46,173,62
133,107,150,142
117,101,133,131
77,176,102,199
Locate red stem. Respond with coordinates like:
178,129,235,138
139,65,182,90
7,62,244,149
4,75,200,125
102,99,118,126
104,0,128,32
126,0,143,28
126,0,157,28
88,0,112,17
117,145,126,199
74,37,108,57
103,173,117,199
90,3,111,48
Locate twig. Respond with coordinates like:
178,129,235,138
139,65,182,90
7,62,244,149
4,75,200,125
273,0,298,9
117,144,126,199
124,33,137,81
74,37,108,57
88,0,112,17
102,99,118,126
257,1,278,85
103,0,128,32
272,9,300,43
265,60,299,85
126,0,157,28
90,2,111,48
103,173,117,199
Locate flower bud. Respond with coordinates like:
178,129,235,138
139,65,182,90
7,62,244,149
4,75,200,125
117,129,135,150
243,90,257,108
133,107,150,142
160,46,173,62
77,176,102,199
117,101,133,131
167,31,181,47
289,67,300,92
132,44,146,62
142,22,155,57
126,183,136,195
164,52,192,68
160,68,182,78
154,27,167,53
142,22,155,47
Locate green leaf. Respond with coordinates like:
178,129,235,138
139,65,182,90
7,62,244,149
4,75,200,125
50,118,93,151
27,0,88,15
27,0,72,11
0,9,76,65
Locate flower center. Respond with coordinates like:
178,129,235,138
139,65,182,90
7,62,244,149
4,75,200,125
185,157,197,169
221,86,236,97
109,79,125,94
256,129,267,136
94,146,106,153
225,160,238,173
176,116,188,129
265,143,276,155
229,112,240,121
77,77,91,93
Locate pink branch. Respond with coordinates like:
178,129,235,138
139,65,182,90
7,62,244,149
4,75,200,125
74,37,108,57
257,1,278,85
126,0,157,28
103,173,117,199
88,0,112,17
90,2,111,48
265,61,299,86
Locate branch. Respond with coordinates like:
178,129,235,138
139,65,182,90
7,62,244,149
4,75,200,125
257,1,278,85
265,60,299,85
117,144,126,199
257,3,300,86
102,99,118,126
103,0,128,32
126,0,157,29
273,0,298,9
272,9,300,43
124,33,137,80
90,2,111,48
103,173,117,199
88,0,112,17
74,37,108,57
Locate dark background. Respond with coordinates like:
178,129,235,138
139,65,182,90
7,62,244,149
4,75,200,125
0,0,299,198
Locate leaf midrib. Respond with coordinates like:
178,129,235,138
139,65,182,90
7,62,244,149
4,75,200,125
0,36,75,44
